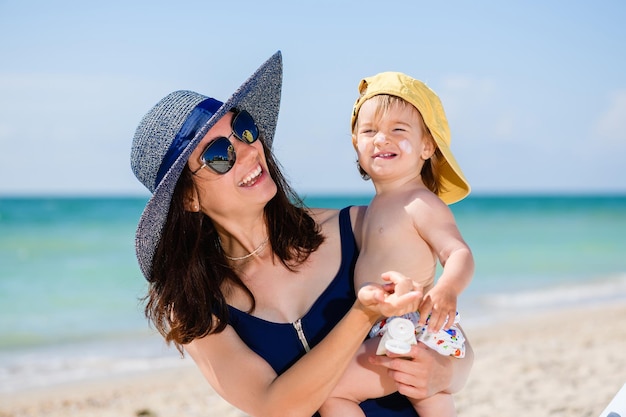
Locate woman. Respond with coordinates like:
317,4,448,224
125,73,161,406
130,51,473,417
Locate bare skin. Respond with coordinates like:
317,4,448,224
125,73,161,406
179,112,471,417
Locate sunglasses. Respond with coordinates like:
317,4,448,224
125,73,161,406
192,110,260,175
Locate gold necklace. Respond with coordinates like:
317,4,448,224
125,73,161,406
221,237,269,261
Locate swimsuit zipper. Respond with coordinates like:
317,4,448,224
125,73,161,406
292,318,311,352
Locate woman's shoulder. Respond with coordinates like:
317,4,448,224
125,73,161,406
306,205,366,223
307,206,367,248
306,207,339,224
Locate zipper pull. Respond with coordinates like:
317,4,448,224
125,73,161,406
293,318,311,352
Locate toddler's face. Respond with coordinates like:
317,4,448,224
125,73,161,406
354,98,434,182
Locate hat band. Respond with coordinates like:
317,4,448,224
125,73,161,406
154,97,224,189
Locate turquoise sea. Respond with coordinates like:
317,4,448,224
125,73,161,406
1,194,626,393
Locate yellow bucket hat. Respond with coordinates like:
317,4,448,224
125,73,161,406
351,72,471,205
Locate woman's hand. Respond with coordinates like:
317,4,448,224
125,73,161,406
357,271,423,318
368,333,474,399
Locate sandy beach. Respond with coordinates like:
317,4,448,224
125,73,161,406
1,302,625,417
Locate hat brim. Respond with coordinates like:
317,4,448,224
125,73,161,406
135,51,283,279
434,137,471,205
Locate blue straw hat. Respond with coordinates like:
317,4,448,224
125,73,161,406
131,51,282,280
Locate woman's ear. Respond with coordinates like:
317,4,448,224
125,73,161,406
183,185,200,212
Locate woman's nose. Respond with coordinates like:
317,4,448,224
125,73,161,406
233,137,259,160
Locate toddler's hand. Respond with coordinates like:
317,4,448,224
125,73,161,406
418,285,458,332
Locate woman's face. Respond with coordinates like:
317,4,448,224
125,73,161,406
187,112,277,217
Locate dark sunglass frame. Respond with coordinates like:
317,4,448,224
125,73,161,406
192,110,259,175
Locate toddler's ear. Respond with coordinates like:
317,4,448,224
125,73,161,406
421,138,436,160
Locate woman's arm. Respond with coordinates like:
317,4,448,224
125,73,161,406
186,289,421,417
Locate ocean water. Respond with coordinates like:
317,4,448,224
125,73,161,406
1,194,626,393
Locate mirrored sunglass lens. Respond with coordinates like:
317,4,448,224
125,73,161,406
202,137,236,174
233,110,259,144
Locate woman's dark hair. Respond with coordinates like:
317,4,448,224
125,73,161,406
144,139,324,353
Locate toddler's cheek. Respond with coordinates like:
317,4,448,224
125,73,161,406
398,139,413,154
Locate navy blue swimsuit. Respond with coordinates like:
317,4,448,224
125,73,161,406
227,207,418,416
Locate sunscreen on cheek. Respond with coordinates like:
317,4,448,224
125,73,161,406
398,139,413,154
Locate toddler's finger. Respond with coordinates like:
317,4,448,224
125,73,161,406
417,301,432,326
443,309,456,330
428,310,445,332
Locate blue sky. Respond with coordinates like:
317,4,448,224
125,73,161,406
1,0,624,196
